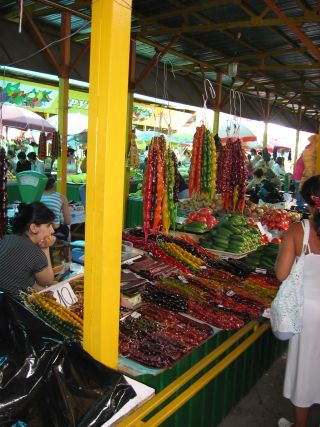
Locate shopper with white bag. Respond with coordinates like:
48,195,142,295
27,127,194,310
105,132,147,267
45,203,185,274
274,175,320,427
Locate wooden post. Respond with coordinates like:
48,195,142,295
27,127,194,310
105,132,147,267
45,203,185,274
57,11,71,196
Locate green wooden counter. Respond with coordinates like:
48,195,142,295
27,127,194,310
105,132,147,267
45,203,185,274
131,324,286,427
126,196,143,228
7,182,82,203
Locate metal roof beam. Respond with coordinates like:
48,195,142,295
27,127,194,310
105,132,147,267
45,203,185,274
33,0,91,20
135,36,179,88
264,0,320,62
138,0,234,24
234,46,309,62
240,63,320,71
23,7,60,74
139,13,320,35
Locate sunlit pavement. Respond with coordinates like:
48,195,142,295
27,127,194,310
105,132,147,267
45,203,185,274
218,353,320,427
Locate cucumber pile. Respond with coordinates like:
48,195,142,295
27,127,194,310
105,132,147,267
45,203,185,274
199,214,262,253
245,243,280,271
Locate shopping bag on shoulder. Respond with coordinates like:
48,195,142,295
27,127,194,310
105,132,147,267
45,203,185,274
270,220,310,341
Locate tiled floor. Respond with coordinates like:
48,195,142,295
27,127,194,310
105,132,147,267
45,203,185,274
218,353,320,427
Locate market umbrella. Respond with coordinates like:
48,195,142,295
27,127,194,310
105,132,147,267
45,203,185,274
48,113,88,135
218,119,257,143
0,104,55,132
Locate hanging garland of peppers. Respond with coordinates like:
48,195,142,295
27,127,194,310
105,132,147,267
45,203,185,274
188,125,217,199
51,131,61,160
0,148,8,239
38,132,47,160
143,135,179,240
216,138,246,212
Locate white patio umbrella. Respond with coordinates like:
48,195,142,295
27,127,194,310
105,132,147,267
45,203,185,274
48,113,88,135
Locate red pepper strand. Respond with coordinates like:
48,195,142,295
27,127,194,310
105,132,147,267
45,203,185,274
38,132,47,160
149,140,158,228
152,143,164,231
143,143,154,241
194,125,205,195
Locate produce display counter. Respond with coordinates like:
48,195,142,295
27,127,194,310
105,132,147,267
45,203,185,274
119,321,286,427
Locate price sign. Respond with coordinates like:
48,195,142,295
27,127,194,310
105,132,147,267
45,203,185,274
20,174,40,187
39,282,78,308
256,221,266,235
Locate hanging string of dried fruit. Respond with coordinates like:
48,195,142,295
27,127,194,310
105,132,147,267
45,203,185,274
51,131,61,160
216,138,246,212
38,132,47,160
189,125,216,199
0,148,8,239
210,132,217,198
200,128,212,195
143,135,179,239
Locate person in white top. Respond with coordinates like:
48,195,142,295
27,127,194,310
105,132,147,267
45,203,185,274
27,152,45,174
272,157,286,176
275,175,320,427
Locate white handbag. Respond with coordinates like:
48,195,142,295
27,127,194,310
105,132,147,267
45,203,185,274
270,219,310,341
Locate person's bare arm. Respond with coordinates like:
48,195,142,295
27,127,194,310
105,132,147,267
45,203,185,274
275,223,300,281
61,195,71,225
34,236,56,288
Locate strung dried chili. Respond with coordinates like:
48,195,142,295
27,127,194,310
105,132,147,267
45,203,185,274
0,148,8,238
38,132,47,160
143,142,154,241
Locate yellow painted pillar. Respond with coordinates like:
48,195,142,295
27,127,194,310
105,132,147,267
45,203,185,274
83,0,132,368
263,91,270,149
57,77,68,195
213,72,222,135
123,39,136,228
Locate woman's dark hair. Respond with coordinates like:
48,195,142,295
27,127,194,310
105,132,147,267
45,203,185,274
250,148,257,155
262,148,271,162
253,168,264,179
17,152,26,160
276,157,283,166
67,147,75,155
45,175,56,190
300,175,320,235
12,202,55,235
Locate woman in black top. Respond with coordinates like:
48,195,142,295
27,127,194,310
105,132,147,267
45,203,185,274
16,152,31,173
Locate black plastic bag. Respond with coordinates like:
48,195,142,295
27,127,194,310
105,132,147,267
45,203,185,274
0,292,136,427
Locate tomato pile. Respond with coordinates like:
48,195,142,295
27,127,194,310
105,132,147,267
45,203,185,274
185,208,218,230
261,209,290,231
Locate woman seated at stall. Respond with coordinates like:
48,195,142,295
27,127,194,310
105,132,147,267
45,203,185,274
0,202,56,300
246,168,264,192
40,175,71,241
264,168,282,189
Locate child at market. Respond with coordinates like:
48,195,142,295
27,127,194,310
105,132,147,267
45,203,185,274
0,202,56,300
275,175,320,427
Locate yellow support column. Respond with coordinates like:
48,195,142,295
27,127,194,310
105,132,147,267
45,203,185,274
263,91,270,149
57,77,68,195
84,0,132,368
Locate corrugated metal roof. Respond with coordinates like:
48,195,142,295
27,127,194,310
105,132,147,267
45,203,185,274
0,0,319,128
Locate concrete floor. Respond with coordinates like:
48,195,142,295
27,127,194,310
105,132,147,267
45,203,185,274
218,353,320,427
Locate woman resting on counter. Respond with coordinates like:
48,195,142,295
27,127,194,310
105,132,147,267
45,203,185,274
0,202,56,300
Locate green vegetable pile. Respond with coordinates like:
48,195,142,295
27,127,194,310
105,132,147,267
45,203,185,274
199,214,262,253
245,243,280,271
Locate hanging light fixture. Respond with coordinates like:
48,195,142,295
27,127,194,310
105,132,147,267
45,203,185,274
228,62,238,78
